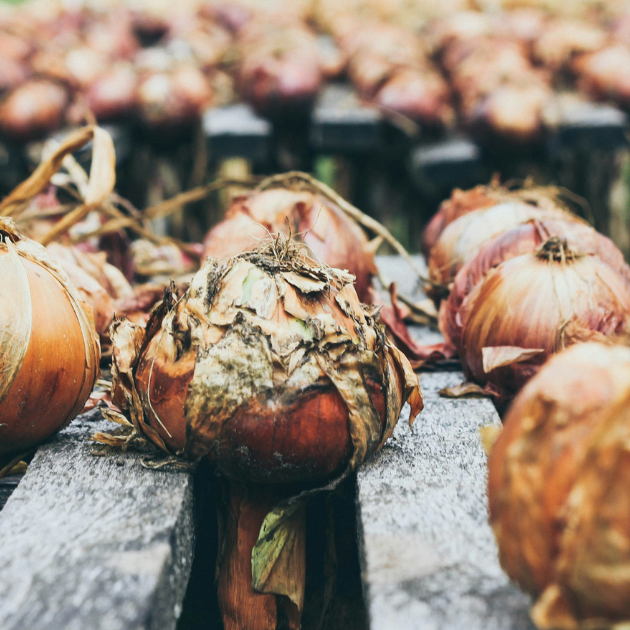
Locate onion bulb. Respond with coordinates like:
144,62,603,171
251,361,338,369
458,237,630,401
109,239,422,630
0,79,69,142
440,218,630,351
421,184,503,257
488,342,630,629
46,243,132,344
0,219,100,462
203,188,377,301
427,200,578,290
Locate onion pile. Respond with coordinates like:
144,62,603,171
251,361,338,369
335,19,453,127
203,184,378,302
457,237,630,401
488,342,630,629
430,13,554,145
109,238,422,630
0,218,100,467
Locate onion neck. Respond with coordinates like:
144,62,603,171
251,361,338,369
535,237,582,264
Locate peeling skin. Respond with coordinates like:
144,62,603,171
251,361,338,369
111,239,423,483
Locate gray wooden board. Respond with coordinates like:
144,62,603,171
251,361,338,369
0,408,194,630
357,257,534,630
310,84,382,153
203,103,272,164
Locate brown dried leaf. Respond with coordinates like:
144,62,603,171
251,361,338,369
0,126,114,218
482,346,545,374
439,382,494,398
282,271,327,294
251,501,307,611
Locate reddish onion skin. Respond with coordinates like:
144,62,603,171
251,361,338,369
574,46,630,109
488,342,630,628
0,254,99,457
427,201,576,290
421,185,502,257
0,80,69,142
440,218,630,350
85,65,138,122
203,189,376,302
458,241,630,400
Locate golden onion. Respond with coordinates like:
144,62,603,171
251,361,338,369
0,219,100,465
488,342,630,629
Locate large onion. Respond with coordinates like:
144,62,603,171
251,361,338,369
0,219,100,464
109,239,422,630
421,184,503,257
203,188,377,301
488,342,630,629
439,218,630,351
427,200,577,290
458,237,630,401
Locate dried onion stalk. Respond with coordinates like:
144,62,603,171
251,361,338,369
108,238,422,630
0,218,100,466
488,342,630,629
458,237,630,402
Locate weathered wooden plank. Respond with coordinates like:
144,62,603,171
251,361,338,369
357,257,533,630
0,408,194,630
0,475,21,512
551,95,628,151
310,84,382,153
409,135,486,195
203,103,272,164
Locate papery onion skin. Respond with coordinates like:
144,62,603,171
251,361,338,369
488,342,630,629
421,185,501,257
428,201,577,290
440,218,630,350
111,242,422,485
458,240,630,401
203,189,377,302
0,222,100,459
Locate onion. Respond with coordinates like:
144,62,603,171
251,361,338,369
46,243,132,344
488,342,630,629
439,218,630,351
136,65,213,129
0,80,69,142
373,68,453,128
109,239,422,630
0,219,100,464
574,45,630,109
427,199,579,290
458,237,630,401
84,64,138,122
203,188,377,301
421,184,504,257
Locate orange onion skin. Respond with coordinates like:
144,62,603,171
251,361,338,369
440,218,630,350
134,339,395,483
488,343,630,627
0,80,69,142
421,185,502,257
0,256,99,457
202,190,376,302
458,248,630,400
